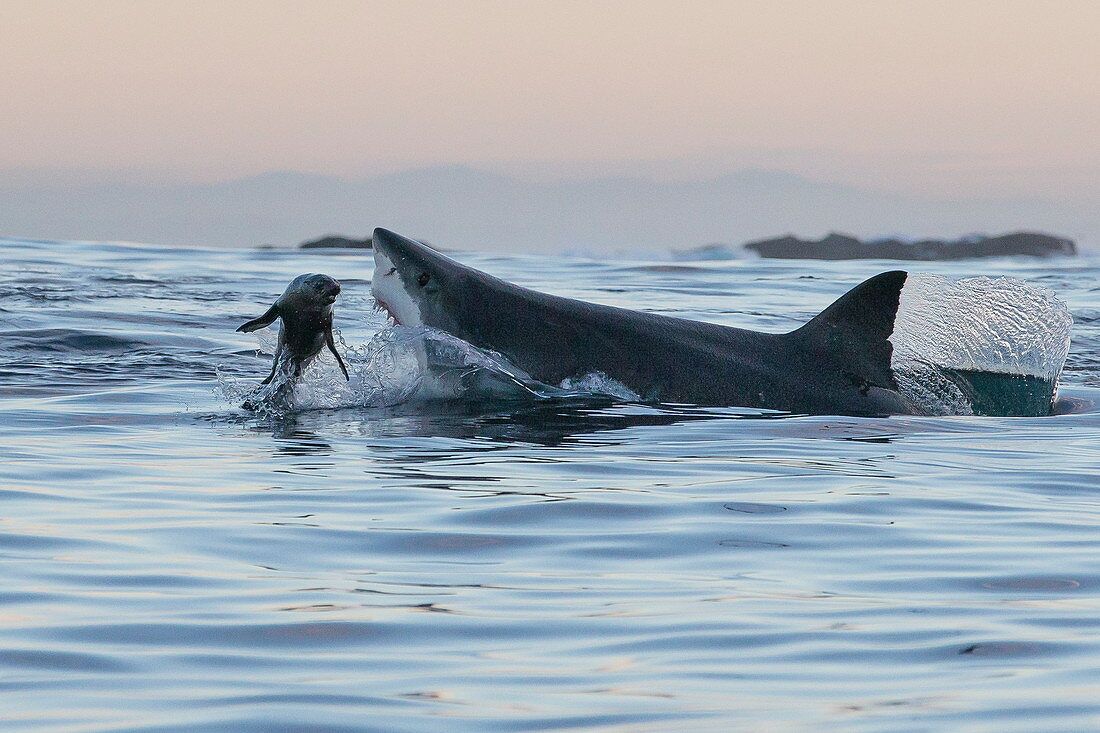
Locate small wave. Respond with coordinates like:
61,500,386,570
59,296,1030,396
95,274,168,286
218,326,639,416
3,328,146,353
620,264,709,274
0,285,81,303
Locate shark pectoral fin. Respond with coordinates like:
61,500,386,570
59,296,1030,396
237,304,280,333
325,327,350,381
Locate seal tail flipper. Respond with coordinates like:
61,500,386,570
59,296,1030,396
792,270,908,393
324,326,350,381
259,344,282,385
237,304,280,333
259,364,278,386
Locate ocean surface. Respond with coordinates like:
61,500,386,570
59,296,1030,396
2,236,1098,732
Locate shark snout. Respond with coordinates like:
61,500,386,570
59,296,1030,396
371,228,403,259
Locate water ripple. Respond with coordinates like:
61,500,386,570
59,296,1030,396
1,238,1098,731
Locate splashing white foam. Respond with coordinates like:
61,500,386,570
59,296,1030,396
218,326,639,415
558,372,641,401
890,274,1072,415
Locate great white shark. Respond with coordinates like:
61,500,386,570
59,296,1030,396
369,228,1060,417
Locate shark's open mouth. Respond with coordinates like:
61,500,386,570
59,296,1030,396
371,245,424,327
372,296,401,326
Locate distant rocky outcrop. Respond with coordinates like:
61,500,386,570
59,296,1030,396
739,231,1076,260
299,234,372,249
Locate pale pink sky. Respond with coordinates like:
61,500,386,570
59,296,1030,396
2,0,1098,197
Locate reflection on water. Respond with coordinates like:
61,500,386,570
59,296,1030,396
1,237,1099,732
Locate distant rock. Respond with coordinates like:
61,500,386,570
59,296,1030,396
739,231,1076,260
299,234,372,249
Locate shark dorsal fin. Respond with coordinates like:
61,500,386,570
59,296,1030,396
793,270,907,389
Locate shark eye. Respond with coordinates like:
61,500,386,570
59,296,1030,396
417,273,431,287
386,267,396,276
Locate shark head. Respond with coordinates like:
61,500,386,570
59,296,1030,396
371,228,467,332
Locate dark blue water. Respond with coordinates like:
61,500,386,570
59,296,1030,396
2,237,1099,732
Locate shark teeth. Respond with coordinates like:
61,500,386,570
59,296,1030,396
371,296,400,327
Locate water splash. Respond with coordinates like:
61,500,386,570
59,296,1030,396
891,274,1073,415
558,372,640,401
218,325,638,415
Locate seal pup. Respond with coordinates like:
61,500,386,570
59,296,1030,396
370,228,914,416
238,273,349,386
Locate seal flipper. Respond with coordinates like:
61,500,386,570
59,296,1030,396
325,325,350,381
259,343,282,385
237,304,280,333
789,271,909,413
